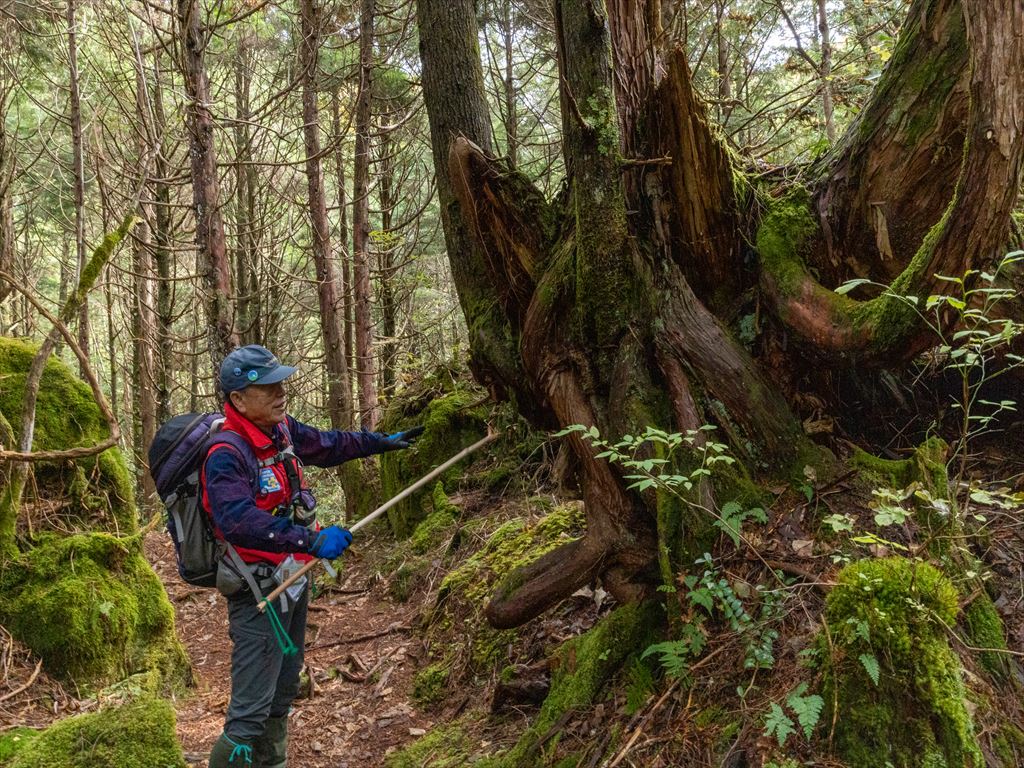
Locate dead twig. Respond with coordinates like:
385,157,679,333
0,660,42,704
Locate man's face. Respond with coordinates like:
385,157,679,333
230,381,287,431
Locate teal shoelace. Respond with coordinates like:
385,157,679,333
224,735,253,764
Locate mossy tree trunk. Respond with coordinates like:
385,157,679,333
417,0,1024,629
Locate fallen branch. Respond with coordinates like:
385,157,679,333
0,659,42,704
309,622,412,651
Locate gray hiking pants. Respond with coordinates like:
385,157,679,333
224,585,308,742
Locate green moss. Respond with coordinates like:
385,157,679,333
0,728,38,763
755,188,829,302
498,602,660,767
0,533,189,689
8,696,183,768
412,662,451,708
0,337,135,534
824,557,983,768
379,383,489,538
990,724,1024,767
384,719,475,768
436,501,585,673
409,484,458,555
962,595,1010,680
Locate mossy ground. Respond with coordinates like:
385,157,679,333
0,337,135,536
0,532,189,690
5,697,184,768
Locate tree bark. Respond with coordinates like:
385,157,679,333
352,0,378,428
419,0,1024,631
331,86,355,382
175,0,238,378
151,54,174,425
67,0,90,378
300,0,354,431
233,31,260,346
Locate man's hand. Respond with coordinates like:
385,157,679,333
378,424,425,452
307,526,353,559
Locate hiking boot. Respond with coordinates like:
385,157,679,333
209,732,254,767
253,715,288,768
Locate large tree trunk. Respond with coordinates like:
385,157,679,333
418,0,1024,630
175,0,238,376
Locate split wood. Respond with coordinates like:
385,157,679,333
258,431,500,612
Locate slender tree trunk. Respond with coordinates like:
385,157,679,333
131,50,158,501
175,0,238,377
151,56,173,425
332,86,355,385
233,32,260,345
377,130,397,395
0,131,14,306
816,0,836,143
300,0,353,430
352,0,378,428
67,0,90,377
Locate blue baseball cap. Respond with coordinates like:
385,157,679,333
220,345,297,393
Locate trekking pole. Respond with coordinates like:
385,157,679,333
257,430,501,612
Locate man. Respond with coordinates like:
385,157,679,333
203,345,420,767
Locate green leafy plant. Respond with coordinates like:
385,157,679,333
838,253,1024,492
763,682,824,746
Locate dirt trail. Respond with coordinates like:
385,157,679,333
147,529,433,768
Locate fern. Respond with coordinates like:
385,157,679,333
786,683,824,739
859,653,881,686
764,702,796,746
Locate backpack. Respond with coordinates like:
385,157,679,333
148,413,249,587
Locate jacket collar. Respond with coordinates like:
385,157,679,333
223,400,283,453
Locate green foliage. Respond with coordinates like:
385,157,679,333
684,553,782,670
763,682,824,747
839,252,1024,489
7,697,184,768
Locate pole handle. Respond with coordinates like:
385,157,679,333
257,431,500,612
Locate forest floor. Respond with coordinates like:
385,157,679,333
150,529,437,768
2,435,1023,767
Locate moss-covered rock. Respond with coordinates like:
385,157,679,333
0,728,38,763
824,557,983,768
384,718,477,768
0,337,135,535
409,484,459,555
379,373,489,538
7,697,185,768
0,532,189,689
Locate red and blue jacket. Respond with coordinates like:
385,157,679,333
201,401,385,565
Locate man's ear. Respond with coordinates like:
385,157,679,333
228,390,246,413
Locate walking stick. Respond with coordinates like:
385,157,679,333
257,431,500,612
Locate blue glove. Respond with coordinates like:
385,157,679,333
376,424,425,452
307,526,352,559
